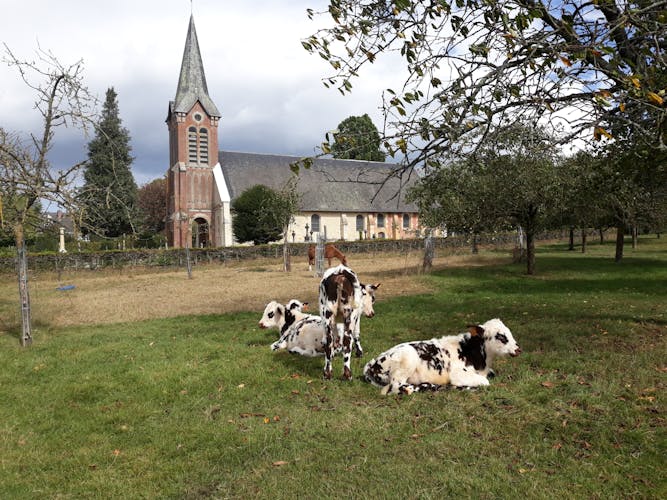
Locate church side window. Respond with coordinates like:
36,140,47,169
377,213,385,228
188,127,198,163
403,214,410,229
199,128,209,164
311,214,321,233
356,214,364,232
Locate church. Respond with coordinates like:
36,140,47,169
166,15,421,248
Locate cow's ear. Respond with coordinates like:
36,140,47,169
467,325,484,336
276,306,284,318
372,283,381,290
302,302,309,310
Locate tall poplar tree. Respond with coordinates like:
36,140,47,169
80,87,137,237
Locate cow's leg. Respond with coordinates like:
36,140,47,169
352,312,363,357
341,312,353,380
450,366,490,388
322,316,335,379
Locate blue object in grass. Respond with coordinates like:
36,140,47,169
56,285,75,291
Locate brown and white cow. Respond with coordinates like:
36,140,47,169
363,318,521,395
308,244,347,271
318,264,380,380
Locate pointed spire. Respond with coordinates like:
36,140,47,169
173,15,220,117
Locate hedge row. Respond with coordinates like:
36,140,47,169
0,230,569,273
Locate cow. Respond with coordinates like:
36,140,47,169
258,299,309,336
270,316,343,357
363,318,521,395
308,244,347,271
318,264,380,380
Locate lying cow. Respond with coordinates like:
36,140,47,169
258,299,309,335
319,264,380,380
363,318,521,395
270,317,343,357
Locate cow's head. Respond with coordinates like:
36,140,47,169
286,299,308,312
360,283,381,318
258,301,285,329
470,318,521,357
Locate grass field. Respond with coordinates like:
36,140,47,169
0,237,665,498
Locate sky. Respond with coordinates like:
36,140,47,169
1,0,405,186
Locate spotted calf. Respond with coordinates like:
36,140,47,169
258,299,308,336
318,264,380,380
363,318,521,395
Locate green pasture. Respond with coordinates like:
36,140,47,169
1,238,665,498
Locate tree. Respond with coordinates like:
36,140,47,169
304,1,666,167
79,87,137,238
411,123,562,274
232,184,294,245
0,44,96,345
137,177,167,235
328,113,385,161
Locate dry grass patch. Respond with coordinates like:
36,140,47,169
0,249,510,331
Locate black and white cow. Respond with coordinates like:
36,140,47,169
363,318,521,395
270,316,342,357
258,299,309,336
318,264,380,380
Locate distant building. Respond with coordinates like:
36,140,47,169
166,15,421,248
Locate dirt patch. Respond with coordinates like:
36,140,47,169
0,250,509,330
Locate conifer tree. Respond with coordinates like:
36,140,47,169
80,87,137,237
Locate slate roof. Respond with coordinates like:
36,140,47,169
218,151,419,213
170,15,220,118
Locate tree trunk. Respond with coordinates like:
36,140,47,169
422,234,434,273
599,228,604,244
283,235,291,272
14,224,32,346
615,226,624,262
581,229,587,253
568,227,575,251
526,229,536,275
631,226,638,249
471,233,479,254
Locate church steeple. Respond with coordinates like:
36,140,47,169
172,15,220,118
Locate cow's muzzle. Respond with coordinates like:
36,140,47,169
511,347,522,357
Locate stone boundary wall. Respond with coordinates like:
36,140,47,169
0,230,570,273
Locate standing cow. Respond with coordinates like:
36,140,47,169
363,318,521,395
318,264,380,380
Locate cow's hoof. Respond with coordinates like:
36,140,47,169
342,367,352,380
323,372,332,380
354,350,363,358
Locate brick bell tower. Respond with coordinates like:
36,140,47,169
166,15,223,248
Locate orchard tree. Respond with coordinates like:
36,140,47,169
304,1,666,167
0,44,96,345
79,87,137,238
328,113,386,161
412,123,562,274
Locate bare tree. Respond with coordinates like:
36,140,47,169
0,44,97,345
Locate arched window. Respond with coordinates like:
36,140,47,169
356,215,364,232
310,214,321,233
403,214,410,229
188,127,198,163
199,128,209,164
377,213,385,228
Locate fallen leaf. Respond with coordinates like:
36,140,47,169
263,417,270,424
273,415,281,422
541,381,555,388
272,461,288,467
237,384,245,389
553,442,562,450
112,449,120,457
